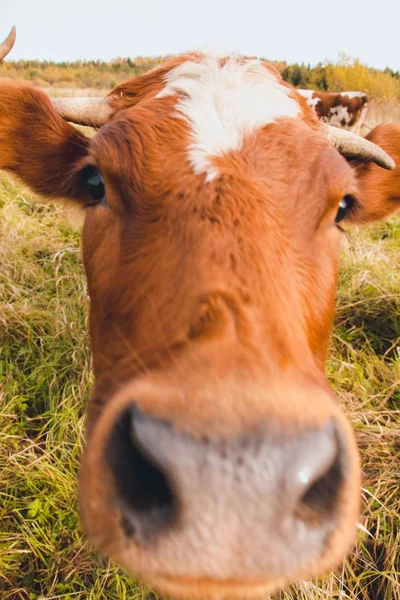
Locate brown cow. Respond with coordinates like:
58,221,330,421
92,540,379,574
298,89,368,133
1,27,399,599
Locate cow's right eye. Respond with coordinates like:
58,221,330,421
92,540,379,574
335,195,355,223
82,167,106,206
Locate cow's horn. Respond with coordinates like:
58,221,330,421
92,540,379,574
0,26,16,61
326,125,395,170
51,97,113,127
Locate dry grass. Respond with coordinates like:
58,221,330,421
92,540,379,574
0,108,399,600
363,99,400,132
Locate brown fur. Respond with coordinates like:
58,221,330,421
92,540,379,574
0,80,88,197
354,122,400,221
1,56,399,599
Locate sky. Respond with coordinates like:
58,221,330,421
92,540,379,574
3,0,400,70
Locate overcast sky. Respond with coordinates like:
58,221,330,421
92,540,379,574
3,0,400,70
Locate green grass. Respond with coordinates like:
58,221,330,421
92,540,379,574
1,171,399,600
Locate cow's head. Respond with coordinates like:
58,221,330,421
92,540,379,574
2,28,399,599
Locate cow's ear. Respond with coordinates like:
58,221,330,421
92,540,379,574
351,123,400,224
0,79,90,201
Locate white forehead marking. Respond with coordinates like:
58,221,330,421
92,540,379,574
157,55,300,182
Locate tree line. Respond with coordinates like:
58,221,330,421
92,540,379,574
1,53,399,100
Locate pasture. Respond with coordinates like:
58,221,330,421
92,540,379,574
0,101,399,600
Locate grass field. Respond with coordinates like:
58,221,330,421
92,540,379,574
364,101,400,131
0,119,399,598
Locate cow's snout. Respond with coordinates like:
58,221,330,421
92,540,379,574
98,402,355,585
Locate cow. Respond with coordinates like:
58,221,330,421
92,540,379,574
1,26,399,600
298,89,369,133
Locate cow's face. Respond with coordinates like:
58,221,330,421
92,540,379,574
75,57,370,597
1,43,399,599
83,59,356,382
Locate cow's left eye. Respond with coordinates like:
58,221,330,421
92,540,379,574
82,167,106,206
335,195,355,223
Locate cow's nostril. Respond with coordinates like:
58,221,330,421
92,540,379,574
105,405,177,540
295,429,343,526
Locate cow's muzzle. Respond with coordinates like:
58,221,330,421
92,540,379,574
79,377,360,598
